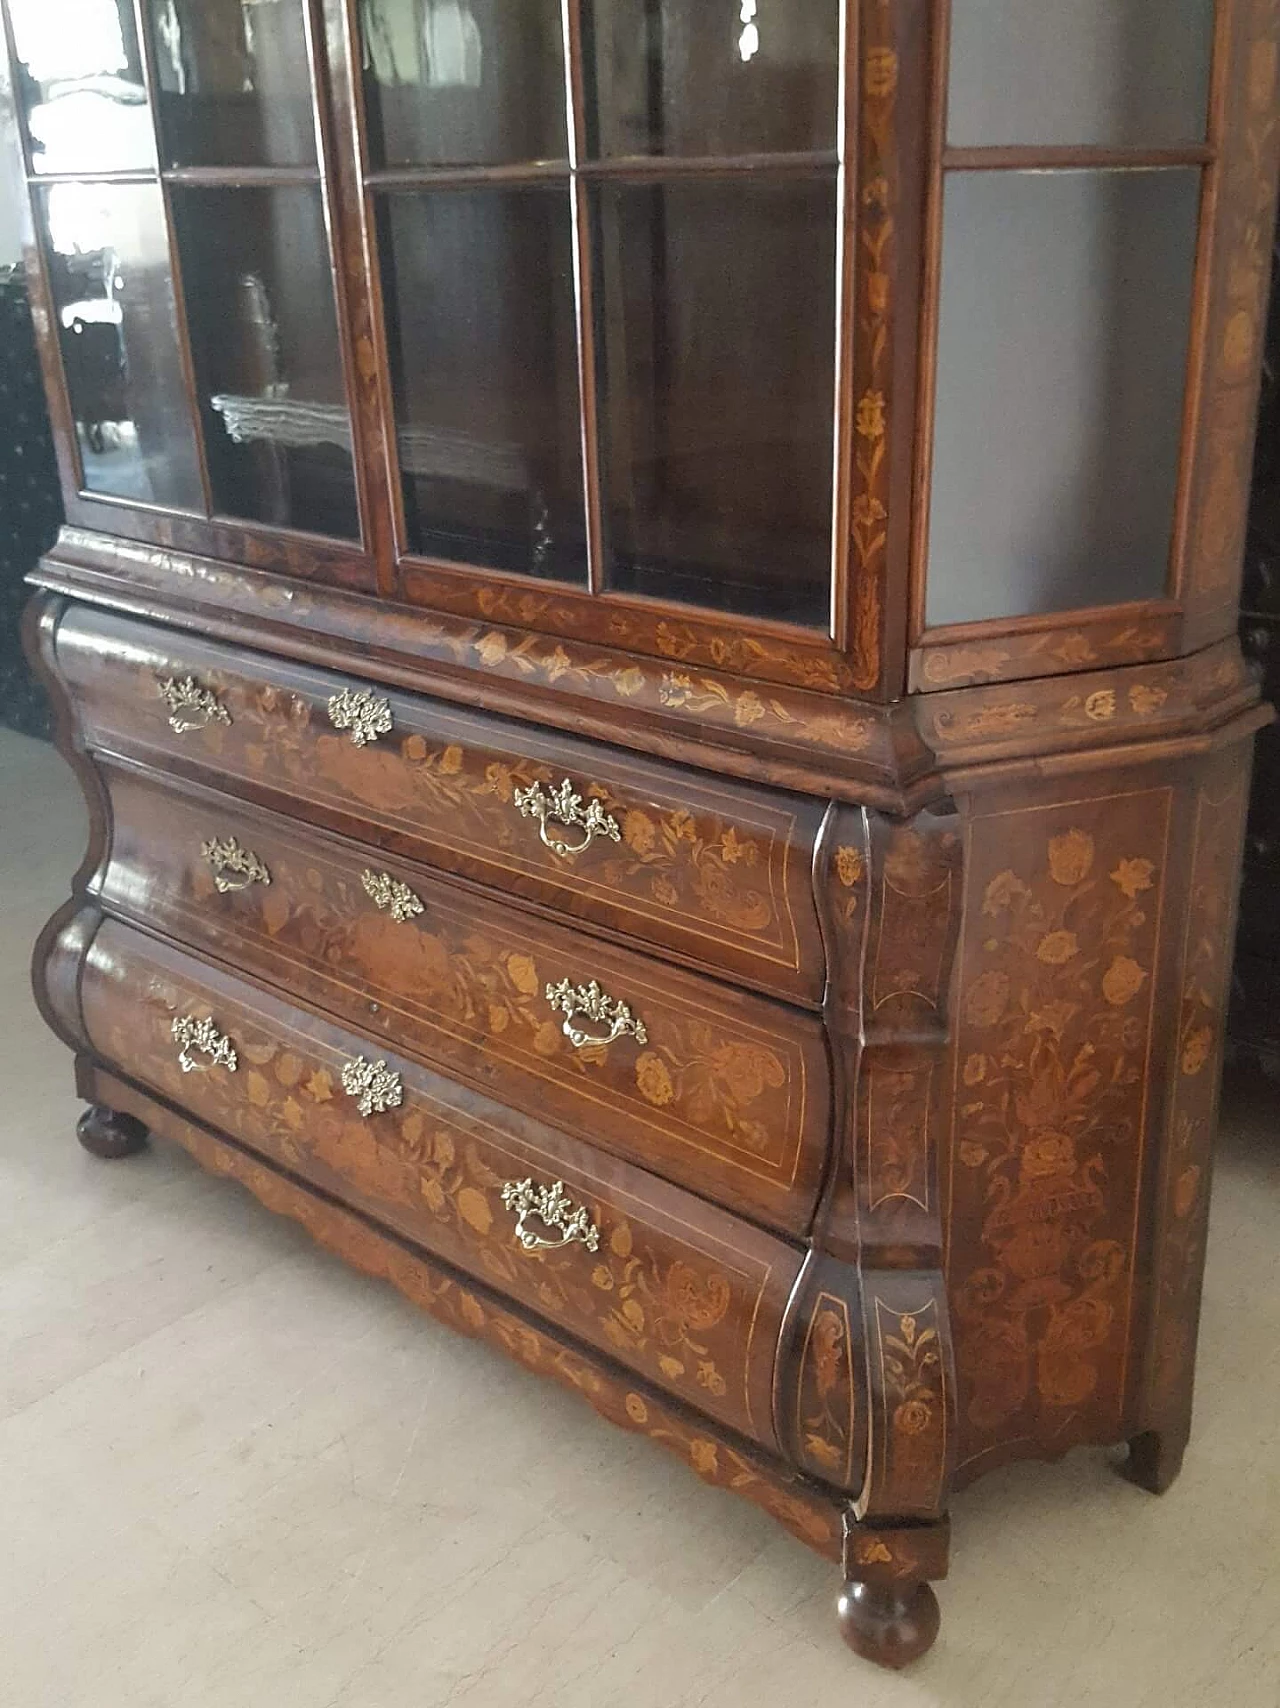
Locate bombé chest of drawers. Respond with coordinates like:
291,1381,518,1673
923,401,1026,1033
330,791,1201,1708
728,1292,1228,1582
6,0,1278,1671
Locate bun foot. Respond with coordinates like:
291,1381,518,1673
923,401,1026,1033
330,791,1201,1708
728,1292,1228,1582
1123,1428,1186,1495
836,1579,940,1669
77,1104,148,1160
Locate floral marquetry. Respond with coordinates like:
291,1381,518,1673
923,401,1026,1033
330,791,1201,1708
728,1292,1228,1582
88,774,827,1231
1143,763,1251,1436
18,0,1277,1661
75,923,796,1454
948,787,1173,1465
789,1283,863,1493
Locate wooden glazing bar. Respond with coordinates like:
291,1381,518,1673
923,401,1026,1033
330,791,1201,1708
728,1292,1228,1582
129,0,215,518
305,0,395,590
330,0,414,572
363,153,840,192
906,0,952,645
829,0,859,648
560,0,606,594
577,150,840,180
941,144,1214,174
365,161,569,190
161,165,325,187
25,168,158,186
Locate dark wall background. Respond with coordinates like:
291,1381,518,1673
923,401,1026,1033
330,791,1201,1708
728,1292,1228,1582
0,264,62,740
1230,217,1280,1073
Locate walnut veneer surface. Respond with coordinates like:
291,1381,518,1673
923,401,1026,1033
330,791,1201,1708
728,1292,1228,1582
7,0,1280,1675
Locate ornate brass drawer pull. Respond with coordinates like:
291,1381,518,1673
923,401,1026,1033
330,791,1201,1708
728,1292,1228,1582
201,835,271,893
501,1176,600,1254
361,869,424,923
544,977,648,1051
157,675,231,734
171,1015,238,1074
327,687,393,747
341,1054,404,1117
513,778,621,859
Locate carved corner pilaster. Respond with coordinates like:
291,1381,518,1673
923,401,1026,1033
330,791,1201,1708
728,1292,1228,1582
22,591,110,1054
777,805,961,1522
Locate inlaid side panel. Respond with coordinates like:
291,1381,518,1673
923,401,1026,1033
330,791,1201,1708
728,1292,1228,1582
946,782,1173,1476
1136,750,1251,1453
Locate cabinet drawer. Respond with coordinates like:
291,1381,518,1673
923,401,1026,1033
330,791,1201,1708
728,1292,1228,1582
79,921,799,1455
58,605,826,1005
96,761,831,1235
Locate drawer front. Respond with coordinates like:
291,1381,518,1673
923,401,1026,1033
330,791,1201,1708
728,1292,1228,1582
80,921,799,1454
58,605,826,1004
97,761,831,1235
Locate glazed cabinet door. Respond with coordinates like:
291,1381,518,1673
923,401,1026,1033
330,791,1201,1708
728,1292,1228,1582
1,0,376,589
912,0,1280,689
347,0,893,694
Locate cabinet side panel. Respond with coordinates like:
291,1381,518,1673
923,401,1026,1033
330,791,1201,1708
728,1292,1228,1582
945,777,1175,1479
1132,747,1252,1459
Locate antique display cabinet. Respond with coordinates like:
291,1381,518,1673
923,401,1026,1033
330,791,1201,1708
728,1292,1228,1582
4,0,1278,1671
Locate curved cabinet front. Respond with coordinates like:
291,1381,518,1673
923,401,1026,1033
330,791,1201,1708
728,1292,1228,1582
93,759,831,1236
78,918,802,1457
56,605,828,1005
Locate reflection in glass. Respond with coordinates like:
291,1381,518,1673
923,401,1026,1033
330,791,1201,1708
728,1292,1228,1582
926,170,1201,628
148,0,317,167
596,178,835,626
585,0,839,158
9,0,151,173
947,0,1214,148
379,188,586,580
170,186,359,539
360,0,566,167
38,181,204,509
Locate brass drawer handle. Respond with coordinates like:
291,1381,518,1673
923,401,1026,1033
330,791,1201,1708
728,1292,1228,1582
545,977,648,1051
501,1177,600,1254
172,1015,238,1074
361,869,424,923
201,835,271,893
341,1054,404,1117
513,778,621,860
328,687,393,747
157,675,231,734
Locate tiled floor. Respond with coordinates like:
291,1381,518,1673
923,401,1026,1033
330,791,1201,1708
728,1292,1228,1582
1,724,1277,1708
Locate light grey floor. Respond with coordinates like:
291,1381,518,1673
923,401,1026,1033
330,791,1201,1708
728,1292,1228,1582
1,725,1277,1708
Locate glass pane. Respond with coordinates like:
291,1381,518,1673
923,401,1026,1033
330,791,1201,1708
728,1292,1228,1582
925,169,1201,629
379,187,586,581
947,0,1215,148
37,181,204,509
170,186,359,539
360,0,566,168
9,0,151,174
148,0,317,167
596,177,835,627
585,0,839,158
